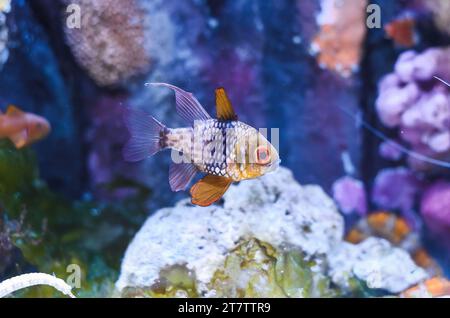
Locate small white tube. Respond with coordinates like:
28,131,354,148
0,273,75,298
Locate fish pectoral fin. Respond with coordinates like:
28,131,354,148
215,88,237,121
190,175,233,207
6,105,25,117
9,130,28,149
169,162,198,192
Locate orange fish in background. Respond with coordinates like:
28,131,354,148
401,277,450,298
346,211,442,277
384,18,417,48
0,105,51,148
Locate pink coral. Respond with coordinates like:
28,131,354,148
375,47,450,170
332,176,367,215
420,180,450,249
86,96,143,201
372,167,424,213
310,0,367,77
379,140,403,161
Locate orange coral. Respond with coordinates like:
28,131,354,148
64,0,151,86
346,211,412,245
402,277,450,298
345,211,442,276
384,18,416,48
310,0,367,77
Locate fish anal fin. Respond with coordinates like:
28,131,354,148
190,174,233,207
9,130,28,149
169,162,198,192
215,88,237,121
6,105,25,117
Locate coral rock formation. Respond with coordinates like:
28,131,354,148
401,277,450,298
375,48,450,171
372,167,423,213
328,238,427,293
310,0,367,77
420,181,450,249
116,167,344,295
332,175,367,216
0,0,10,69
345,211,442,277
421,0,450,36
64,0,150,86
116,167,427,297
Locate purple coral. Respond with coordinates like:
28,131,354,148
86,96,142,200
379,140,403,161
420,180,450,248
372,167,423,213
332,176,367,216
375,48,450,171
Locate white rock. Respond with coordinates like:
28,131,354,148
116,167,344,293
328,237,428,293
116,167,428,296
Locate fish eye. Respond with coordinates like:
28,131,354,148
255,146,271,165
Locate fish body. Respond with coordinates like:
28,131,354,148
166,119,277,181
0,105,50,148
123,83,280,206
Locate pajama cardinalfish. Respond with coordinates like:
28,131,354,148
123,83,280,207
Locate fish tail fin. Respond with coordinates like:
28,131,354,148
122,107,167,162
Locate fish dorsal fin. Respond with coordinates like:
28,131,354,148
190,175,233,207
6,105,25,117
148,83,211,125
215,87,237,121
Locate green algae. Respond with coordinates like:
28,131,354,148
122,265,198,298
121,238,342,298
209,238,339,298
0,140,386,298
0,140,37,196
0,140,149,297
210,238,286,297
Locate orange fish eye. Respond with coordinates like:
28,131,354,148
255,146,271,165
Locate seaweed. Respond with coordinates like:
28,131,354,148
0,140,149,297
